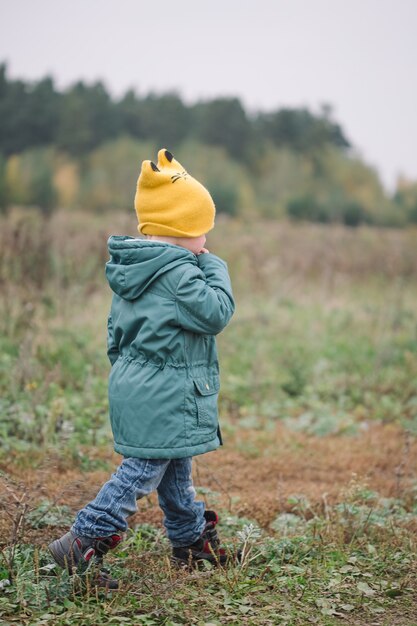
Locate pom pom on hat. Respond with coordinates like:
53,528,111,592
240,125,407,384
135,149,216,238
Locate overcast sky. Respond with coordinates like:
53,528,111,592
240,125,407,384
1,0,416,190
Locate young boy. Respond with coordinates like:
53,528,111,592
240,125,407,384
48,149,235,588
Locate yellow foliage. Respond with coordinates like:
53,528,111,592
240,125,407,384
319,148,387,214
6,155,28,204
53,161,80,207
396,177,417,210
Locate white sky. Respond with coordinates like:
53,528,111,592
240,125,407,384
0,0,416,190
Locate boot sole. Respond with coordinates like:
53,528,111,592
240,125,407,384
171,554,228,569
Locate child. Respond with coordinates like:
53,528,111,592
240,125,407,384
48,149,235,588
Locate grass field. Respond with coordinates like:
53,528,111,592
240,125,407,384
1,209,417,625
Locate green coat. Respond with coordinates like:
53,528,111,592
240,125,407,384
105,236,235,459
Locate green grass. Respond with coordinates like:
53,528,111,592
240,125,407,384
1,281,417,454
1,488,416,625
1,211,417,452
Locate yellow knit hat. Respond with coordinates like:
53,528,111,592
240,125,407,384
135,148,216,237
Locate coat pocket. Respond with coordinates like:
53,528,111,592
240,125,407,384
193,376,220,430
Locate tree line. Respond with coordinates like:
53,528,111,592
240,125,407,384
1,63,416,226
0,63,349,161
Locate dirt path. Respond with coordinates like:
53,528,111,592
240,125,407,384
197,421,416,526
1,421,415,545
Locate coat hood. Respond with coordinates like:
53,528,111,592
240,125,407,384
106,236,197,300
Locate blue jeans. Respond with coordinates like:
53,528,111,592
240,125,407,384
71,457,206,547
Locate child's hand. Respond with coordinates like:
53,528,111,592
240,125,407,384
197,247,210,255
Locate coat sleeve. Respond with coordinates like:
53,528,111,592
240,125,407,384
107,313,120,365
174,253,235,335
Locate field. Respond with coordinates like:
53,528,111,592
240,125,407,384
1,209,417,626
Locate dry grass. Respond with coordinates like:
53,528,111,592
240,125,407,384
2,209,417,291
